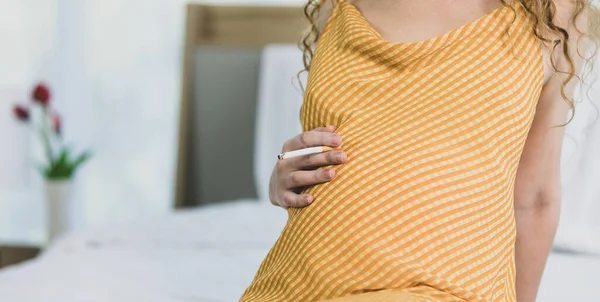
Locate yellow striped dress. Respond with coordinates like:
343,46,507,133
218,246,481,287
240,0,544,301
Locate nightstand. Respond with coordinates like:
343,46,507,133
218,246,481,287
0,244,41,269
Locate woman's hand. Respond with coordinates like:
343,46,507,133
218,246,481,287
270,125,347,209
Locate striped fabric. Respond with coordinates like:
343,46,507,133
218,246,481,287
240,0,544,301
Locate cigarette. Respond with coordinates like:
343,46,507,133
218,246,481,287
278,146,335,160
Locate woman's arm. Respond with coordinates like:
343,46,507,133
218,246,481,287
513,73,568,302
513,2,590,301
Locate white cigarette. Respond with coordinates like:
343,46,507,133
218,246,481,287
278,146,334,160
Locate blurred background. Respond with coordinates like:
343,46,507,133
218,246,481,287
1,0,185,235
0,0,302,237
0,0,599,301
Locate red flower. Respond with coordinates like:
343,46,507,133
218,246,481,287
32,83,51,105
13,105,30,121
52,114,62,134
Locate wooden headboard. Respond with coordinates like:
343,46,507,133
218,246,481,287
175,4,306,208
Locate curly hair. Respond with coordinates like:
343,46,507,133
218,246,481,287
299,0,600,127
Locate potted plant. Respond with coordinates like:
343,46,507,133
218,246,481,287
13,82,91,241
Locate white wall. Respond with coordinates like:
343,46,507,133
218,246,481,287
0,0,58,243
0,0,56,192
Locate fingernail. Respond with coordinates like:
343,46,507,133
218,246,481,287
324,169,335,179
331,135,342,145
337,152,347,162
305,195,313,204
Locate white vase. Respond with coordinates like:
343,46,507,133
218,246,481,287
44,179,73,241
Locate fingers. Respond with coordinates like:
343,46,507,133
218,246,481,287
282,126,342,152
284,169,336,189
312,125,336,133
274,125,342,209
286,150,347,170
279,191,313,209
274,150,345,208
277,169,337,208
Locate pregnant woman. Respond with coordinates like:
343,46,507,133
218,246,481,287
241,0,598,301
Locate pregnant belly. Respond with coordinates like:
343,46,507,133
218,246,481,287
284,127,516,285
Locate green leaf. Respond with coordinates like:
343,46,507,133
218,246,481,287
39,147,92,180
72,150,92,168
57,148,70,166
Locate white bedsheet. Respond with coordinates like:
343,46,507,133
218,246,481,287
0,199,598,302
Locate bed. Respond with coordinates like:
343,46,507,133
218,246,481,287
0,199,599,302
0,3,598,302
